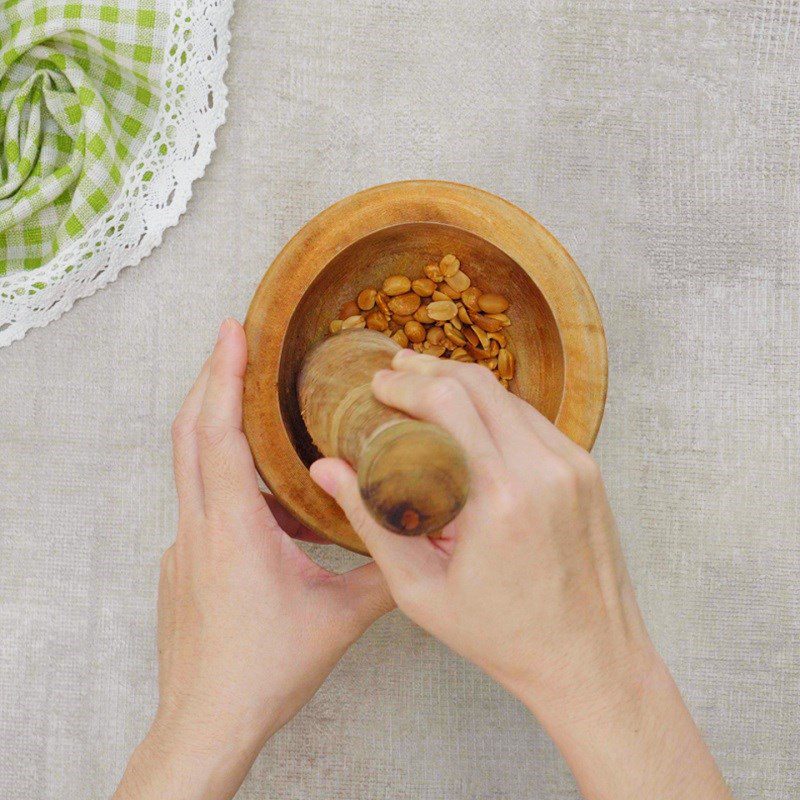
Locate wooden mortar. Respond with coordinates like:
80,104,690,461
243,180,607,554
298,329,469,536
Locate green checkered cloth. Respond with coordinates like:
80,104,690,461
0,0,165,275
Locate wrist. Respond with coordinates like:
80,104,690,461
526,637,664,736
114,706,272,800
520,648,732,800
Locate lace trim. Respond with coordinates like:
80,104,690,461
0,0,234,346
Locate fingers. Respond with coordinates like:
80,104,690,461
310,458,446,597
370,366,501,490
196,319,265,517
390,349,580,461
333,561,396,637
171,359,211,512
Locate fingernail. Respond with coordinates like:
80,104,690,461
217,317,236,342
393,348,413,361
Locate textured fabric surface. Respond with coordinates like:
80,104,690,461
0,0,165,273
1,2,798,798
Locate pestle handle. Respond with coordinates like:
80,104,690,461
298,330,470,536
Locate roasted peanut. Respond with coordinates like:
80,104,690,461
357,288,377,311
414,304,433,324
423,262,444,283
488,312,511,327
450,348,474,362
440,283,461,300
329,319,343,334
383,275,411,296
470,311,504,333
411,277,436,297
498,348,515,379
426,326,446,346
392,330,409,348
463,326,480,347
375,291,391,316
444,322,466,346
388,292,421,316
341,314,366,330
404,320,426,343
427,299,458,321
445,270,471,293
339,300,360,320
466,342,493,360
471,324,490,349
477,293,509,314
439,254,460,277
460,286,482,311
366,310,388,331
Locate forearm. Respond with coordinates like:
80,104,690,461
527,653,733,800
113,714,265,800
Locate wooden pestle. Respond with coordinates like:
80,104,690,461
298,329,470,536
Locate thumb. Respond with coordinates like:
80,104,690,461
309,458,445,593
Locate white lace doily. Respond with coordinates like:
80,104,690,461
0,0,233,347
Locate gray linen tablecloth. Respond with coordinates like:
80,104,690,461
1,2,798,798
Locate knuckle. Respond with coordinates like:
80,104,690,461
346,501,375,536
196,421,229,450
170,414,193,444
239,500,273,532
471,362,497,387
421,376,464,411
572,449,601,486
491,479,524,519
542,456,581,496
203,504,235,532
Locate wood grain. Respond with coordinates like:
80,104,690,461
243,180,607,554
298,330,469,536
